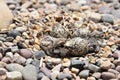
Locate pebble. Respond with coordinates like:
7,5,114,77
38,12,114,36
0,68,7,80
99,6,112,14
34,50,46,59
115,66,120,72
8,30,21,38
0,0,13,29
70,59,85,69
6,63,24,72
10,46,19,53
113,60,120,66
38,72,44,80
79,70,89,78
0,62,7,68
100,59,112,70
40,67,51,78
104,0,113,3
87,77,96,80
71,68,79,74
108,69,119,74
6,71,22,80
12,53,26,65
88,64,100,72
101,14,114,24
112,10,120,19
19,49,32,58
101,72,115,80
22,65,37,80
6,52,13,58
15,27,27,32
58,72,72,80
1,57,11,64
92,72,101,79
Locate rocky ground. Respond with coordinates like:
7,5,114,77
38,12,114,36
0,0,120,80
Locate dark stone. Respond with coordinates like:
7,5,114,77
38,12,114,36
34,50,46,59
46,62,53,70
8,30,21,38
17,42,26,49
70,59,85,70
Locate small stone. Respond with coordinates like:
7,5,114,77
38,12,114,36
0,68,7,80
70,59,85,69
101,14,114,24
112,10,120,19
47,58,61,65
92,72,101,79
0,62,7,68
13,53,26,65
19,49,32,58
1,57,11,64
8,30,21,38
58,72,72,80
71,68,79,74
6,63,24,72
25,58,33,65
51,71,60,80
22,65,37,80
15,27,27,32
99,6,112,14
6,52,13,59
108,69,119,74
10,46,19,53
104,0,113,3
100,59,112,70
79,70,89,78
87,77,96,80
52,64,61,72
34,50,46,59
38,72,44,80
116,66,120,72
40,67,51,78
21,1,33,9
0,0,13,29
0,53,3,60
6,71,22,80
88,64,100,72
101,72,115,80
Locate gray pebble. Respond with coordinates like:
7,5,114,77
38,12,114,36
101,72,115,80
88,64,100,72
101,14,114,24
79,70,89,78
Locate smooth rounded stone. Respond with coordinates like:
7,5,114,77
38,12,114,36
0,62,7,68
92,72,101,79
34,50,46,59
99,6,112,14
6,52,13,59
0,37,6,41
87,77,96,80
101,14,114,24
22,65,37,80
0,68,7,80
13,53,26,65
112,10,120,19
0,0,13,29
116,66,120,72
87,12,101,22
19,49,32,58
1,57,11,64
108,69,119,74
58,72,72,80
8,30,21,38
118,74,120,80
6,71,22,80
10,46,19,53
79,70,90,78
88,64,100,72
101,72,115,80
113,60,120,66
40,67,51,78
47,58,62,65
41,75,50,80
15,27,27,32
100,59,112,70
6,63,24,72
70,59,85,69
71,68,79,74
31,60,40,71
